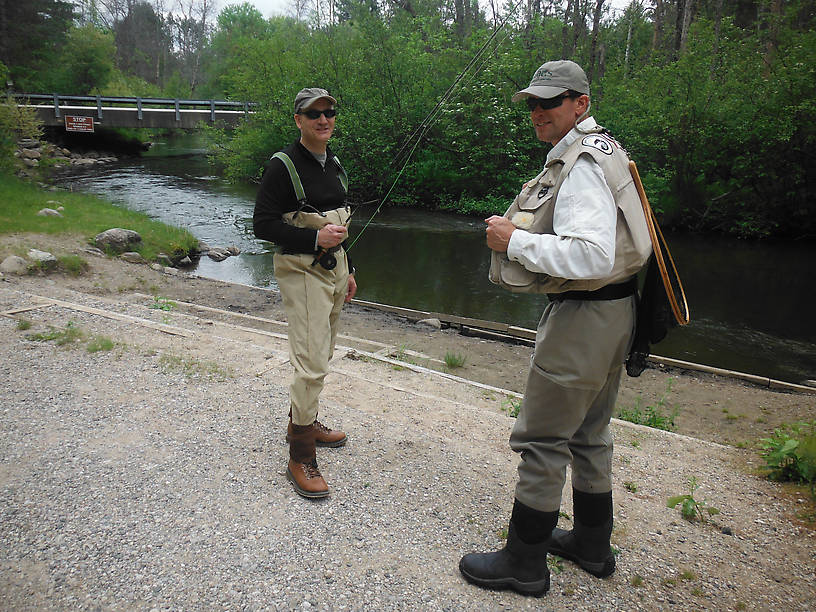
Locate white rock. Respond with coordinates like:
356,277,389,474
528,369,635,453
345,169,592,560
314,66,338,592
37,208,62,217
0,255,30,275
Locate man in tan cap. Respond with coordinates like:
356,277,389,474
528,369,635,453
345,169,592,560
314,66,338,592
459,60,651,595
254,87,356,499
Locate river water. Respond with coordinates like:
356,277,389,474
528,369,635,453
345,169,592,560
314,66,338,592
54,141,816,386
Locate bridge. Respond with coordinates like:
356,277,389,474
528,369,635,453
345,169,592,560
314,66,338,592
11,93,257,130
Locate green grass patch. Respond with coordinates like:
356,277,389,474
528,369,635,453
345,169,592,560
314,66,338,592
16,319,32,331
86,335,115,353
158,353,233,380
57,254,90,276
26,320,84,345
759,421,816,496
0,172,198,261
617,378,678,432
443,350,466,368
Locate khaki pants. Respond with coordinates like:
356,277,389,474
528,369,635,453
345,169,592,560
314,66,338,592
274,250,349,426
510,296,636,512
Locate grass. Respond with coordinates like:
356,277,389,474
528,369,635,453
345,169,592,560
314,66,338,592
500,396,521,418
158,353,233,380
27,320,83,345
86,335,115,353
0,172,199,262
617,378,678,432
443,350,466,368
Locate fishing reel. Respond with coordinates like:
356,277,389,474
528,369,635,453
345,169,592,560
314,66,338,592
311,248,338,270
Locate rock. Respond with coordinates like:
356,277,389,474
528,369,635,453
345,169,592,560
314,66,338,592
94,228,142,254
83,247,106,257
416,318,442,330
206,247,230,262
177,256,193,267
46,200,63,207
225,246,241,256
155,254,172,266
17,138,40,148
28,249,58,270
57,206,64,212
197,240,211,253
150,263,164,272
20,149,41,160
0,255,30,275
23,159,39,168
37,208,62,217
163,266,180,276
120,252,145,264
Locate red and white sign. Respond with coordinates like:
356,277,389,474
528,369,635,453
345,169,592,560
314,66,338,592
65,115,94,132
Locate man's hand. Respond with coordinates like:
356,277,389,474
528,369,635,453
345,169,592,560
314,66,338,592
317,224,347,248
485,216,517,253
345,273,357,303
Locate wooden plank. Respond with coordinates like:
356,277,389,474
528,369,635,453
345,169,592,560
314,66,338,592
28,295,194,337
0,302,56,317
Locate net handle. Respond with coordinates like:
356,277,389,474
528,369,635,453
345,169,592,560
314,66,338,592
629,161,690,326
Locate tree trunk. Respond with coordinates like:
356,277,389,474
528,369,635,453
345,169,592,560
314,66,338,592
651,0,664,55
588,0,604,84
673,0,685,58
561,0,574,58
709,0,724,78
624,3,633,78
679,0,695,55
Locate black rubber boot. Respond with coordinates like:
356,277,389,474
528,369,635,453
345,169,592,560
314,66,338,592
547,490,616,578
459,501,558,597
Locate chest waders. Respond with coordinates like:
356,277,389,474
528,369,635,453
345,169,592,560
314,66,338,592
272,151,349,271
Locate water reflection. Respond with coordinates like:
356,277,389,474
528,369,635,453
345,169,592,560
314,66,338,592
55,153,816,385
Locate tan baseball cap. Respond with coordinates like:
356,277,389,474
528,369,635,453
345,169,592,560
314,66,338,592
511,60,590,102
294,87,337,113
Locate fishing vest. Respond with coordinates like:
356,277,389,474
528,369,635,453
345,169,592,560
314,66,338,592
272,151,351,230
489,131,652,294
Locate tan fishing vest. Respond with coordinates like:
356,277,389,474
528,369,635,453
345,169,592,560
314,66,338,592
489,131,652,294
282,206,351,231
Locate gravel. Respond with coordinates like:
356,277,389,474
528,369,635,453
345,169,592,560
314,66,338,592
1,279,815,611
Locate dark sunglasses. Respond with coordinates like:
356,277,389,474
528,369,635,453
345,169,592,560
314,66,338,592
526,94,573,111
300,108,337,119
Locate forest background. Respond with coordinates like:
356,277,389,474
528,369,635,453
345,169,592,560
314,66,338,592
1,0,814,239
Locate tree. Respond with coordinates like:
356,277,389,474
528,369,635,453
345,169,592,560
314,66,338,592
57,25,117,93
0,0,75,91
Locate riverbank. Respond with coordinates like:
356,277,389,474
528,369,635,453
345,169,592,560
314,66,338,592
2,231,815,610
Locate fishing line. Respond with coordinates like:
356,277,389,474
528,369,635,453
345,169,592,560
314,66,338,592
346,2,522,251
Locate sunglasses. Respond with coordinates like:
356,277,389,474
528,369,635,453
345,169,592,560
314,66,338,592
300,108,337,119
526,94,573,112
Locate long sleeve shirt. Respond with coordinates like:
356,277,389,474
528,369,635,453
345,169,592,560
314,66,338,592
506,118,617,280
253,140,348,254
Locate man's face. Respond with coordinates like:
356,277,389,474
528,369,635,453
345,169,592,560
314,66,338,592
529,93,587,146
294,98,335,149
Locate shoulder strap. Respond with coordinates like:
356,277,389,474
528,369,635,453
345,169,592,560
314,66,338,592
271,152,307,204
333,155,348,193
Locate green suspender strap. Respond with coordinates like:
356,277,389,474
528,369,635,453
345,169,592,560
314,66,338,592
272,152,307,205
333,156,348,193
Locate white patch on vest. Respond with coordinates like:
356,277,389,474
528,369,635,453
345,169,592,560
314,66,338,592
581,135,614,155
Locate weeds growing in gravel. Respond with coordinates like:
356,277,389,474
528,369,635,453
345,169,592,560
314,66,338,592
27,320,83,345
443,351,466,368
158,353,233,380
617,377,678,431
16,319,32,330
667,476,720,522
759,420,816,497
150,296,177,311
86,336,115,353
501,396,521,418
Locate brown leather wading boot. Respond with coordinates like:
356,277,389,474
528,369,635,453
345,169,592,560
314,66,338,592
287,419,347,448
287,423,329,499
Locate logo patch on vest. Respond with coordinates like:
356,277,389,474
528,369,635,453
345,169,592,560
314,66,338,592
582,135,614,155
537,186,549,199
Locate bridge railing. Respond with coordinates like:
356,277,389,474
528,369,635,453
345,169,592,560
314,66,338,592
11,93,257,122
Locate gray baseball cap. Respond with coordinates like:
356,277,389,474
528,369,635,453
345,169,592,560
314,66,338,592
294,87,337,113
511,60,590,102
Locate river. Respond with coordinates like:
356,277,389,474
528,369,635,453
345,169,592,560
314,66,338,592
54,140,816,386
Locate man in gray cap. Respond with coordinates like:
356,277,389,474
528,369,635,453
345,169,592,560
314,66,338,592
254,87,356,499
459,60,651,595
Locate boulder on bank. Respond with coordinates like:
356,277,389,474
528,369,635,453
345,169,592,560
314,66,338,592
28,249,57,270
37,208,63,217
94,228,142,254
0,256,29,275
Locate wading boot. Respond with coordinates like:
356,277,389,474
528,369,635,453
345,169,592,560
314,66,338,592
458,500,558,597
287,420,347,448
286,410,347,448
286,423,329,499
547,490,615,578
